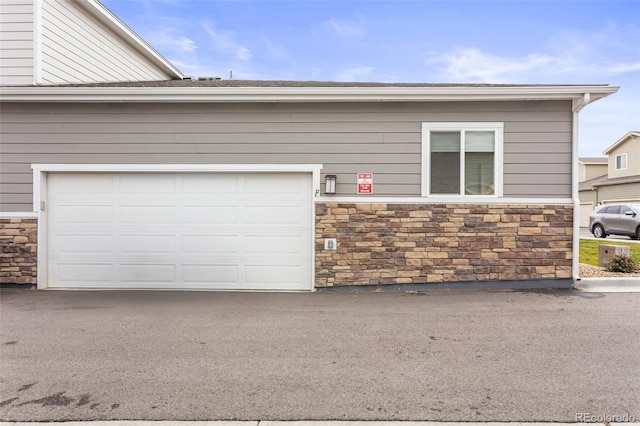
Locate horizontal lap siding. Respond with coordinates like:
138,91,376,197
597,182,640,203
607,136,640,179
0,1,34,86
40,0,170,84
0,100,572,211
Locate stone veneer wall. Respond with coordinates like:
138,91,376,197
315,203,573,287
0,218,37,286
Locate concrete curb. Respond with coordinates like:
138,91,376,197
575,277,640,292
1,422,639,426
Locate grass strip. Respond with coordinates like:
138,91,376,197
579,238,640,266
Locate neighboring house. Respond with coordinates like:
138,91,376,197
578,157,608,183
577,157,608,227
0,0,619,291
579,132,640,227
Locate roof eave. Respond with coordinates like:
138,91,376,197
0,85,619,103
603,131,640,155
592,176,640,188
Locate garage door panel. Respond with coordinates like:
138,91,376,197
181,205,239,224
182,174,239,194
52,234,114,254
119,174,176,193
245,235,307,254
245,205,308,225
119,205,176,223
47,172,313,290
120,235,176,253
181,235,239,254
243,174,310,194
245,264,309,286
56,264,115,283
120,264,176,283
52,204,114,223
51,174,114,194
182,264,238,284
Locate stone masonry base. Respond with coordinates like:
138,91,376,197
1,204,574,289
0,218,37,286
315,203,573,287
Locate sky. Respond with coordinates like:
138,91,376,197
101,0,640,157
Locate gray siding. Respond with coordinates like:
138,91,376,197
40,0,171,84
0,0,34,86
0,100,573,211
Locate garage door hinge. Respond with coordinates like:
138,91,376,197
40,201,45,211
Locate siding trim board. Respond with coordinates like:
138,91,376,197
0,212,37,218
33,0,42,84
315,197,574,204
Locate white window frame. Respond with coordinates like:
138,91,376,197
421,122,504,198
615,153,627,170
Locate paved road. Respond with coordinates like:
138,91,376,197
579,227,640,243
1,289,639,422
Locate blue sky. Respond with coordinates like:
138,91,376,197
101,0,640,157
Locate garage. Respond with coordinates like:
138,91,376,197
44,171,314,290
580,202,594,228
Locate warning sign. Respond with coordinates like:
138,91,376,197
357,173,373,194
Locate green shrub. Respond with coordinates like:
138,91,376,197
605,254,639,273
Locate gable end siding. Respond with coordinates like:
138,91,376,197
607,136,640,179
40,0,172,84
0,100,572,212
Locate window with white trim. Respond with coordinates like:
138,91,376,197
615,153,627,170
422,123,503,197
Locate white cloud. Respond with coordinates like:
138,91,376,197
202,21,252,61
325,16,366,38
139,28,197,54
259,35,285,59
426,48,553,83
336,65,374,82
425,26,640,84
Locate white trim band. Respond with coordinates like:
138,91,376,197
315,196,574,204
0,212,38,219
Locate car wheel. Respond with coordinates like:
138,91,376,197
592,224,606,238
632,227,640,240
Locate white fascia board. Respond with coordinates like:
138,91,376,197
71,0,183,80
0,85,619,103
603,131,640,155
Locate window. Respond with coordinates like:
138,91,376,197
422,123,503,197
620,205,634,215
615,154,627,170
603,205,620,214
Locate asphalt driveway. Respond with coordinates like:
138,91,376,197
1,289,639,422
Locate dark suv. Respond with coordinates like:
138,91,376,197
589,203,640,240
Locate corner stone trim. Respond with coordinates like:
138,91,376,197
315,203,573,287
0,218,37,286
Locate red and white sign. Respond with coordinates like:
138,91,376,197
357,173,373,194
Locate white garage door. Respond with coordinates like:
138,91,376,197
580,202,594,228
47,172,313,290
